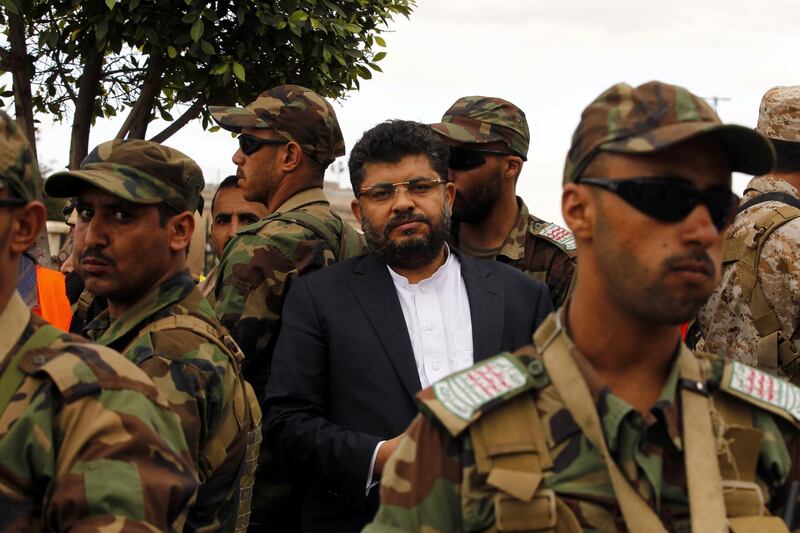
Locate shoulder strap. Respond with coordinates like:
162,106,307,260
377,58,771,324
133,314,244,365
722,204,800,376
0,324,63,414
737,191,800,215
272,210,343,261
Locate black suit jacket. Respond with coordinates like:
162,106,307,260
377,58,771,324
263,250,552,532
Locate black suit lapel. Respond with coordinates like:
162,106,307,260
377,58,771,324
459,253,505,361
348,255,421,399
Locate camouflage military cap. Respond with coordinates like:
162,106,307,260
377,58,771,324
431,96,530,159
209,84,345,167
756,86,800,143
0,111,41,202
45,139,205,213
564,81,775,183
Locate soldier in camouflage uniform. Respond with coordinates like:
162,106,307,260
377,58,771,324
208,84,366,529
432,96,576,308
698,86,800,384
0,113,197,531
366,82,799,532
45,140,261,533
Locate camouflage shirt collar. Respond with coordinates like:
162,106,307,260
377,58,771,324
275,187,329,214
743,174,800,200
560,307,684,452
0,292,32,365
496,196,530,261
89,271,196,347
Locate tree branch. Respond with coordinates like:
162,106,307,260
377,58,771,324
148,97,206,143
116,53,166,140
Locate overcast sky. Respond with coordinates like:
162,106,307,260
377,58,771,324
36,0,799,225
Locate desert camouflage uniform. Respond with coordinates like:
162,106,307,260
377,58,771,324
84,271,259,532
698,86,800,384
450,197,576,308
699,175,800,378
0,290,198,531
365,310,798,533
433,96,577,308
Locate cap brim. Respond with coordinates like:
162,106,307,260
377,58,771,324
208,105,271,133
44,169,163,204
601,122,775,176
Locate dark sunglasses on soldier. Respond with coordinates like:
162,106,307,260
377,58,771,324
0,197,25,208
448,147,516,171
578,176,739,230
237,134,287,156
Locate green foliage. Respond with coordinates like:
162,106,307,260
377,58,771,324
0,0,415,138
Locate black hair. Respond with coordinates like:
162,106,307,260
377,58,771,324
348,120,449,194
771,139,800,173
156,202,179,227
211,175,240,214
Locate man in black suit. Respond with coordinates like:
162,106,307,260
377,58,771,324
263,120,553,532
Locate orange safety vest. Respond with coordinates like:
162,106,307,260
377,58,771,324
33,265,72,331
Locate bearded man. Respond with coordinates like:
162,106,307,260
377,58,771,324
262,120,552,532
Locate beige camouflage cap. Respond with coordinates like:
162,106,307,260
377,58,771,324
431,96,530,159
209,84,345,167
45,139,205,213
0,111,41,202
756,86,800,142
564,81,775,183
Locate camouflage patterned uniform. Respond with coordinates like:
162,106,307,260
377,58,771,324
365,311,797,533
208,85,365,397
0,114,197,531
368,83,787,532
432,96,576,308
209,85,366,529
699,87,800,383
45,140,261,533
449,197,576,308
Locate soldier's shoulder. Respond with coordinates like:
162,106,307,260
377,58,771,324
416,352,543,437
701,352,800,427
18,327,166,406
527,218,577,255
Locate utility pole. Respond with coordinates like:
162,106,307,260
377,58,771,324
703,96,731,113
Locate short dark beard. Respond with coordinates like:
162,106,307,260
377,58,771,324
453,166,502,224
363,203,452,270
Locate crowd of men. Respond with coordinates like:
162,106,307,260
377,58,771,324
1,79,800,533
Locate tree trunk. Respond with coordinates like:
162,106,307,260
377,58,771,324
148,97,205,143
7,11,36,158
117,54,166,140
68,46,103,169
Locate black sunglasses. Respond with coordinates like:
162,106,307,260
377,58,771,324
237,134,287,156
0,197,25,208
448,147,515,171
579,176,739,230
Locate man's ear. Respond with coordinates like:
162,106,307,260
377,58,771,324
169,211,195,253
444,181,455,208
562,183,594,240
280,142,304,172
351,198,363,228
9,201,45,256
502,156,523,180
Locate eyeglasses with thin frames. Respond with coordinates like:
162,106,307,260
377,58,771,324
358,177,446,202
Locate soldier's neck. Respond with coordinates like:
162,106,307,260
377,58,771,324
266,175,321,213
457,190,519,251
107,262,186,319
567,282,679,413
771,171,800,192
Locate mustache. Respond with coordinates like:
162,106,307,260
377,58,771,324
79,248,114,266
663,249,715,276
385,212,431,232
